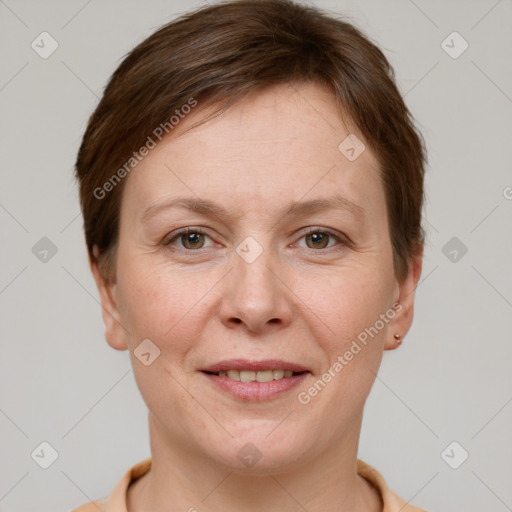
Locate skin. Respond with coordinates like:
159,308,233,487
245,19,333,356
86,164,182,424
90,82,423,512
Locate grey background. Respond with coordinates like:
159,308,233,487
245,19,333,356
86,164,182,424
1,0,511,511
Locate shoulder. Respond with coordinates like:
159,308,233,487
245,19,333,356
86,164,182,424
69,458,152,512
70,498,107,512
357,459,428,512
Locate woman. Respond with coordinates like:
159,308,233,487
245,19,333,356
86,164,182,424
73,0,426,510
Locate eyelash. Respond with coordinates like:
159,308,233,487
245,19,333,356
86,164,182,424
164,227,348,253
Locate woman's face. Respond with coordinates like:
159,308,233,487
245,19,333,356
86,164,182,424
93,82,421,471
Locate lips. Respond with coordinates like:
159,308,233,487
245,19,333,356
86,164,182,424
200,359,310,401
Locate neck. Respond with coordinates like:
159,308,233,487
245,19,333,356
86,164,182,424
127,413,382,512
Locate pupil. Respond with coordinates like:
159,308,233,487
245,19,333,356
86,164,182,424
184,232,203,248
309,232,327,249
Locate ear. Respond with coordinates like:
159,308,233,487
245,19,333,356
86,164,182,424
384,245,424,351
89,246,128,351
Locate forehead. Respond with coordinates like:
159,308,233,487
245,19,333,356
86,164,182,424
121,82,385,222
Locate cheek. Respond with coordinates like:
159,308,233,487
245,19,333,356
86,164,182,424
115,263,211,425
295,263,391,402
116,256,220,366
296,258,392,342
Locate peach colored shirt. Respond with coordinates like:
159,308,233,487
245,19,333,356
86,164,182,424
72,458,427,512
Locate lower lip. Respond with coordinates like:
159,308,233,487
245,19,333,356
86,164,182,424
202,372,309,401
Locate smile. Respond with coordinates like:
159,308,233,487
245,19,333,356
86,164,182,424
207,369,297,382
200,359,310,401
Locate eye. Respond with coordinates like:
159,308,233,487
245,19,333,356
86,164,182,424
164,227,348,253
295,228,346,250
164,228,214,250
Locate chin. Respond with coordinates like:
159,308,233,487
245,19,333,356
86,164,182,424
203,420,319,474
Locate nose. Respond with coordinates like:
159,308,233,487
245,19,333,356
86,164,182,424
218,244,293,335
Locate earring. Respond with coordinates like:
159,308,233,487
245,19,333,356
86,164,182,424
393,333,402,345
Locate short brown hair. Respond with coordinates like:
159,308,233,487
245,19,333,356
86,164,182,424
75,0,426,283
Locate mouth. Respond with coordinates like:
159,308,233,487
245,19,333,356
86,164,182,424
200,359,310,401
202,369,304,382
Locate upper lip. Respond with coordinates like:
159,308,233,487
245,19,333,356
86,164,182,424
201,359,310,373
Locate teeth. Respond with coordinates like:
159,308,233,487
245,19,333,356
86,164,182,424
216,369,298,382
273,369,284,379
240,370,256,382
256,370,274,382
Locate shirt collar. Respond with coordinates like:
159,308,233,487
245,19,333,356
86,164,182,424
74,458,426,512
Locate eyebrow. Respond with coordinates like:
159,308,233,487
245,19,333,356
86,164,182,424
141,194,364,224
